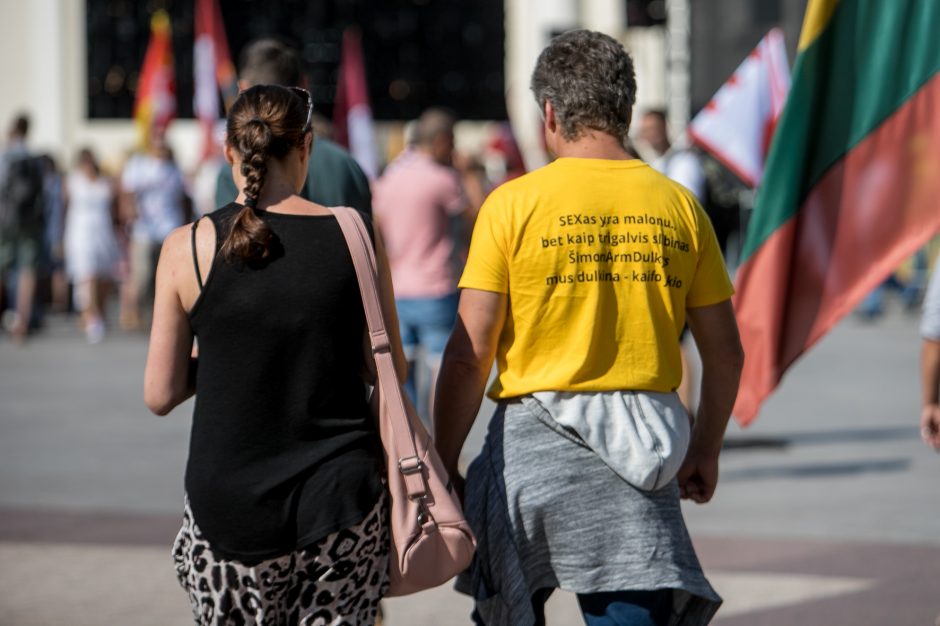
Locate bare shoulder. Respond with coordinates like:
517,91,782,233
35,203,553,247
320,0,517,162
163,218,217,255
159,221,215,310
158,223,201,280
160,224,192,263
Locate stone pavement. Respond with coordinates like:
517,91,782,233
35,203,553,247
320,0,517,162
1,307,938,625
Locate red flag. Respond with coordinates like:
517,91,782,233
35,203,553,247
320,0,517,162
134,10,176,148
688,28,790,188
334,27,379,179
194,0,237,160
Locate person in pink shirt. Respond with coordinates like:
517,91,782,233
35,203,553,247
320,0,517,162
373,108,478,414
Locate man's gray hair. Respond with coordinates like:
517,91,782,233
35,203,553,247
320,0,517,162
530,29,637,142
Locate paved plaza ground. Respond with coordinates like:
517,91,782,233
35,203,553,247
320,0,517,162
1,304,938,625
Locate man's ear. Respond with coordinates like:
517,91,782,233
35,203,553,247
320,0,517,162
544,100,558,133
237,79,250,92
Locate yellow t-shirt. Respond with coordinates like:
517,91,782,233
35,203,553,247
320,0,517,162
459,157,734,400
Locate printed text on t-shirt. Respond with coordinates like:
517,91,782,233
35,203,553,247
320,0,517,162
542,213,691,287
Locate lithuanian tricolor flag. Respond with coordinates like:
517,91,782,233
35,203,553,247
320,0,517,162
733,0,940,424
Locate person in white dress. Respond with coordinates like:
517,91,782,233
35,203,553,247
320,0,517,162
64,149,119,342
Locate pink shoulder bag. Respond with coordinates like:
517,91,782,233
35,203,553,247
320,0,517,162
328,206,476,596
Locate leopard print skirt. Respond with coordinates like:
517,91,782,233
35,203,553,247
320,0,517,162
172,493,389,626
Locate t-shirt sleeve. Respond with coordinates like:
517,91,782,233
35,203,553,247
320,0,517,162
921,254,940,340
686,201,735,308
458,191,510,294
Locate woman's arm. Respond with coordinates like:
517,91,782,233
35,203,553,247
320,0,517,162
144,226,197,415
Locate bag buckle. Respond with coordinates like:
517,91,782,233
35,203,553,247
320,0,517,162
398,456,423,475
371,330,390,354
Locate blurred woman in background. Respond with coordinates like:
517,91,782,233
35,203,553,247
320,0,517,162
63,148,119,343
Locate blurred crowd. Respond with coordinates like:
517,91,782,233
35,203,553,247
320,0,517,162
0,113,191,343
0,106,521,348
0,101,925,352
1,77,925,357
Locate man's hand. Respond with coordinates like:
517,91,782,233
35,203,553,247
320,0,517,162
921,403,940,449
676,445,720,504
921,340,940,450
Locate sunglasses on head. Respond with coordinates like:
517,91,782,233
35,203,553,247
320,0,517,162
289,86,314,134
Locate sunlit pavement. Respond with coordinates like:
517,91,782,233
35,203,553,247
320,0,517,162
1,305,938,625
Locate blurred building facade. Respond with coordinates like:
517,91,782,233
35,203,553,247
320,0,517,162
0,0,804,176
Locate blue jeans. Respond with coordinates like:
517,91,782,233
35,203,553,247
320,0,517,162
473,588,673,626
395,293,459,412
577,590,673,626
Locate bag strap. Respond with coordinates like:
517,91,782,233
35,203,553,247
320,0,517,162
328,207,427,500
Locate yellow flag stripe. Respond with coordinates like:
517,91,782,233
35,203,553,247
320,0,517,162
798,0,842,51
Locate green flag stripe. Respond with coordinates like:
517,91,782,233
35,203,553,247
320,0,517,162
741,0,940,262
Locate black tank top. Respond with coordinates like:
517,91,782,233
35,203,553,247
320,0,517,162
186,203,383,562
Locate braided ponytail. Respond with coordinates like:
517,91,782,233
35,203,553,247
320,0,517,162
220,119,274,262
221,85,311,263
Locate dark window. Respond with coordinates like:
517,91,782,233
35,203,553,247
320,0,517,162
86,0,506,121
86,0,195,119
626,0,667,27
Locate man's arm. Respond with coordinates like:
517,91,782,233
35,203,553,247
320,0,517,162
433,289,507,484
678,299,744,503
920,339,940,449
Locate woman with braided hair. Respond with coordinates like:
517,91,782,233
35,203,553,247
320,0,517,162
144,84,406,625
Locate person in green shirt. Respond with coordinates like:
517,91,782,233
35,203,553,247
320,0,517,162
215,39,371,214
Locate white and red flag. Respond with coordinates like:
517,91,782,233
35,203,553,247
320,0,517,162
688,28,790,187
194,0,238,160
334,27,379,179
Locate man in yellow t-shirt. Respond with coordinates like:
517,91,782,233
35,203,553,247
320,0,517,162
458,156,732,399
433,30,743,626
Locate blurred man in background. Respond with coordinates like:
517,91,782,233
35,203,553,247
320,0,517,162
373,108,482,416
119,127,186,330
0,114,45,341
215,38,371,214
639,109,706,200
